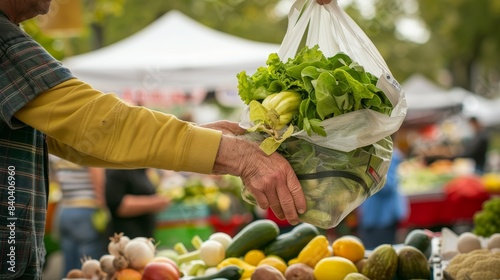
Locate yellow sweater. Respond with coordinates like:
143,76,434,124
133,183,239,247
15,78,222,174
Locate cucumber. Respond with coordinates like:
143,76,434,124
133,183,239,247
264,223,319,261
225,219,280,258
190,265,242,280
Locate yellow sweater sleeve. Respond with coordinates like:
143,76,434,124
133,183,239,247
14,78,222,174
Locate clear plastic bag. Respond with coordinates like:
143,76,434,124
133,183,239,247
241,135,393,228
239,0,407,228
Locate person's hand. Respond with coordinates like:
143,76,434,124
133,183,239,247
316,0,332,4
209,121,306,225
237,141,306,225
200,120,246,136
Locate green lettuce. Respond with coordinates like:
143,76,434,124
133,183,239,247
237,45,393,137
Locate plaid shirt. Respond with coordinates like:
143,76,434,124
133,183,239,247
0,12,74,279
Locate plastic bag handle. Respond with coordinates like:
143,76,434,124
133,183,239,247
278,0,314,60
324,3,390,72
279,0,390,74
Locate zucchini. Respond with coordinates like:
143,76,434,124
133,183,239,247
225,219,280,258
264,223,319,261
190,265,242,280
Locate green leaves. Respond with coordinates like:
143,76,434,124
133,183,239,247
259,125,295,155
237,45,394,153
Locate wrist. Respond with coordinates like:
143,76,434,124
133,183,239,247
212,135,247,176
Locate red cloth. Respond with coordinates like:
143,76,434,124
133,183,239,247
266,208,292,227
402,175,490,228
444,175,489,201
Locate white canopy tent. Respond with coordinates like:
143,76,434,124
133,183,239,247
401,74,500,127
63,10,280,108
402,74,466,110
459,88,500,127
401,74,466,126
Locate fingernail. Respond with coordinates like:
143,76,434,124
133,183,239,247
298,208,305,214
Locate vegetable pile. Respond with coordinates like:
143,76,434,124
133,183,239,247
65,232,181,280
64,220,458,279
169,219,435,280
237,46,394,228
445,248,500,279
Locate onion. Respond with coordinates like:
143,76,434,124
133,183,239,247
130,236,156,253
209,232,233,249
124,239,155,270
81,258,102,279
113,254,129,271
99,254,116,275
199,240,225,267
108,232,130,257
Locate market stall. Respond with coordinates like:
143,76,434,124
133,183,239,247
400,164,495,230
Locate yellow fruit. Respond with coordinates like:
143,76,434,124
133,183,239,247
257,255,287,274
287,258,299,266
332,236,365,263
313,256,358,280
243,249,266,266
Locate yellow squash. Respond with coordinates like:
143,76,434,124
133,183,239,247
217,257,256,279
297,235,332,268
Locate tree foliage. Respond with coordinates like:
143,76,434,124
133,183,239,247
98,0,286,46
417,0,500,96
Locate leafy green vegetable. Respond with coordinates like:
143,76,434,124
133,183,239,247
237,45,393,141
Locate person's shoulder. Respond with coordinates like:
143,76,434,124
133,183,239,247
0,13,29,42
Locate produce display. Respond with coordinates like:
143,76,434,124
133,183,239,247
398,159,456,195
236,46,394,228
398,158,500,197
64,219,459,280
156,174,246,216
440,230,500,279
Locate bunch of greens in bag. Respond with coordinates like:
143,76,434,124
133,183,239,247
237,45,393,155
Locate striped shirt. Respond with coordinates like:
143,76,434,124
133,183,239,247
50,156,98,205
0,11,74,279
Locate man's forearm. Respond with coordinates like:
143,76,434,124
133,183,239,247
116,195,163,217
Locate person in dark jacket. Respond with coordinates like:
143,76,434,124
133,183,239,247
105,169,170,239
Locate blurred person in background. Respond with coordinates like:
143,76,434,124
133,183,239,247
105,169,170,239
357,136,409,249
0,0,330,278
420,116,490,174
51,156,107,277
458,116,490,174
